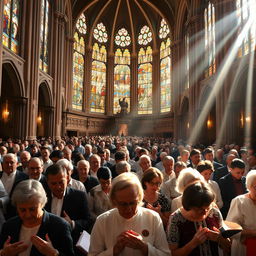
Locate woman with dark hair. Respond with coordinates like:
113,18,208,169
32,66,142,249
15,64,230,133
141,167,171,227
167,181,230,256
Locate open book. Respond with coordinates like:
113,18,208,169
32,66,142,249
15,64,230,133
219,221,242,238
76,230,91,254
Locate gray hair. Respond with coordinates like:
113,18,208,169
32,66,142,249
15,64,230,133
246,170,256,190
12,179,47,207
110,172,144,205
176,167,204,193
3,153,18,163
77,159,90,169
57,158,73,171
138,154,151,164
116,161,131,175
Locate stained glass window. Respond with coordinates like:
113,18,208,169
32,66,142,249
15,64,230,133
114,49,131,114
72,32,85,110
138,26,152,46
2,0,20,54
90,43,107,113
138,47,152,114
160,39,171,113
93,22,108,43
76,13,87,34
39,0,50,73
115,28,131,47
159,18,170,39
236,0,256,57
204,2,216,77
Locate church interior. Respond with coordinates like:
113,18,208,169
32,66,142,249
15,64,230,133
0,0,256,147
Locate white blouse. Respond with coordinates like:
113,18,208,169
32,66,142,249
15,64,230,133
89,207,170,256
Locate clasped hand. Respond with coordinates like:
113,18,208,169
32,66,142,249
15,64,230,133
1,234,57,256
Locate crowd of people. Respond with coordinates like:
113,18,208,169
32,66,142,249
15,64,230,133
0,135,256,255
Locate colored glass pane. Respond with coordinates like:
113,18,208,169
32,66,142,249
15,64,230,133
72,32,85,110
159,18,170,39
115,28,131,47
138,62,152,114
93,22,108,43
76,13,87,35
114,48,130,65
138,26,152,45
2,0,20,54
160,56,171,113
204,2,215,77
40,0,50,73
138,46,152,64
90,43,107,113
236,0,256,57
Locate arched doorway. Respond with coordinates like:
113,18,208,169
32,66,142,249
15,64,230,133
37,83,53,138
0,63,26,139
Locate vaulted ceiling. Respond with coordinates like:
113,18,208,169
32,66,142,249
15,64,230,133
69,0,179,52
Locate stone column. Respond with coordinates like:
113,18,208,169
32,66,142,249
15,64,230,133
23,0,41,140
84,47,92,114
106,52,114,115
52,10,66,140
130,53,138,115
0,0,4,94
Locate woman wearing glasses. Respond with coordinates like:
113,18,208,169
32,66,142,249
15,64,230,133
167,181,230,256
141,167,171,228
88,172,170,256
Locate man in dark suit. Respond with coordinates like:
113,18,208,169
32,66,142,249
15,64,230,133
44,164,91,255
213,153,236,182
203,147,223,171
218,158,247,219
187,149,201,168
17,150,31,173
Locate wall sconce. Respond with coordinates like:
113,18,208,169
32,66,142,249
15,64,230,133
240,112,244,128
245,116,250,122
207,118,213,129
2,101,10,122
37,113,42,125
187,122,190,129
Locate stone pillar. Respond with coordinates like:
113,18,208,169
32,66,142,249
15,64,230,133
130,53,138,115
52,10,66,140
152,50,160,114
0,0,4,95
84,47,92,114
106,52,114,115
23,0,41,140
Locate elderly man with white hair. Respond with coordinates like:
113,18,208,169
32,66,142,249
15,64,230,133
136,155,152,180
155,152,168,171
57,159,86,193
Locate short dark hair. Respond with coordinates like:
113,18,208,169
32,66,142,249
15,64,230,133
197,160,213,173
141,167,163,190
190,149,201,157
114,151,126,161
97,166,112,180
230,158,245,169
45,164,66,178
49,150,63,160
203,148,213,156
182,181,214,211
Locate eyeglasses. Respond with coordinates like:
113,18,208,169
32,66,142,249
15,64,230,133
115,200,139,208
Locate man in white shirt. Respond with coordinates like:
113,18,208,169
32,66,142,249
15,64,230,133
40,146,53,172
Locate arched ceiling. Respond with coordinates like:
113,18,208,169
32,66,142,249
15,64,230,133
70,0,176,52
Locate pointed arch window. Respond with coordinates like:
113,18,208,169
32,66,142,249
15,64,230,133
114,48,131,114
115,28,131,47
138,46,153,114
90,43,107,113
72,14,86,111
236,0,256,57
160,39,171,113
2,0,20,54
204,2,216,77
159,19,171,113
39,0,50,73
138,25,152,46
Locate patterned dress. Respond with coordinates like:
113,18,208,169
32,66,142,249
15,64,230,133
167,207,222,256
143,192,171,212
